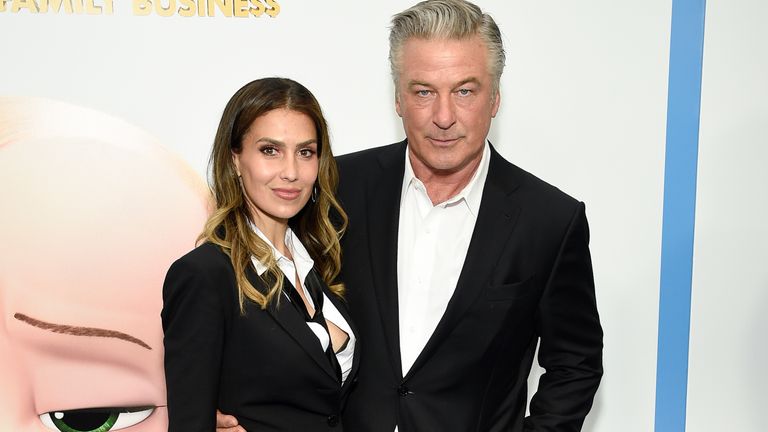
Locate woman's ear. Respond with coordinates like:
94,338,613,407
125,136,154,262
232,151,241,177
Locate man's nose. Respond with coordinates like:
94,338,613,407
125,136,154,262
432,94,457,130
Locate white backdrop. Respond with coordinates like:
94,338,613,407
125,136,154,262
1,1,715,430
687,0,768,430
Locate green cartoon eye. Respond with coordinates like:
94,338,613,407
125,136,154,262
39,407,154,432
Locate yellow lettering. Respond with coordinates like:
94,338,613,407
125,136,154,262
249,0,262,17
84,0,100,14
38,0,76,13
233,0,247,17
263,0,278,18
3,0,276,16
155,0,174,17
12,0,39,12
178,0,194,16
132,0,151,15
208,0,231,17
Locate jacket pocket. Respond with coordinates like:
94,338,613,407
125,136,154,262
483,276,535,301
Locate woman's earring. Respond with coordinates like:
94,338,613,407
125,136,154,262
311,186,318,203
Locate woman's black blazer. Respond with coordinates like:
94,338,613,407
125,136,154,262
162,242,360,431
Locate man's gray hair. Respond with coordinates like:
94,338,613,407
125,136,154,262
389,0,506,95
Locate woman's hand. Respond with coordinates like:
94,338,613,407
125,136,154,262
216,410,244,432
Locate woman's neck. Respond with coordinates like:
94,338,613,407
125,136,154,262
251,215,290,258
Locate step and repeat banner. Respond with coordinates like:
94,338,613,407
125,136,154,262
3,1,764,431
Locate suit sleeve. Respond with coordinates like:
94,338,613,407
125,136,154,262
526,203,604,431
162,255,227,432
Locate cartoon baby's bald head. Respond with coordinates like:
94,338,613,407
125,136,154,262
0,97,210,431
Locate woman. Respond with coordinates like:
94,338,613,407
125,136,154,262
162,78,357,431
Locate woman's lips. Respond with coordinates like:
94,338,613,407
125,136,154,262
272,188,301,200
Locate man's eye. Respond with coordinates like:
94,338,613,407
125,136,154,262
416,90,431,97
457,88,472,96
39,407,154,432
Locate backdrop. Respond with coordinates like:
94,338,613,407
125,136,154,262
1,1,765,431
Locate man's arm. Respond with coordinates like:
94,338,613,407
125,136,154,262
526,203,603,431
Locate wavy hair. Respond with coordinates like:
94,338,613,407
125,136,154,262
199,78,347,312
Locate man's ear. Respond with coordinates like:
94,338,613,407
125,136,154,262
395,89,403,118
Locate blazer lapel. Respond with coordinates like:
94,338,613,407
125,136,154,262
404,145,523,379
322,276,361,395
365,141,407,378
247,268,339,382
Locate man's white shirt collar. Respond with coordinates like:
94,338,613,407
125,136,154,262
400,140,490,215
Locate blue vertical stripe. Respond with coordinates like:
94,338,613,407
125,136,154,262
655,0,707,431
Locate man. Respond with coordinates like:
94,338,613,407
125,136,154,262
219,0,602,430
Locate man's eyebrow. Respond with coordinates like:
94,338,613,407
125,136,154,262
455,77,481,87
406,78,481,88
13,312,152,350
407,80,433,88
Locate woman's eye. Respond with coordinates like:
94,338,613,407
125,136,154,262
298,148,315,158
39,407,154,432
260,146,278,156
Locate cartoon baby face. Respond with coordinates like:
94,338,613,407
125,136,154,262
0,98,210,431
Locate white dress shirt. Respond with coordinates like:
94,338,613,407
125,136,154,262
250,225,356,383
397,142,490,375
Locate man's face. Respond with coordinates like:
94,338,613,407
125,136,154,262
395,35,500,176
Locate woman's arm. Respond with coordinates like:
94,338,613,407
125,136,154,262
162,253,227,431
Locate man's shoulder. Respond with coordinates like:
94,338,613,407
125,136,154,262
336,140,406,172
489,147,581,209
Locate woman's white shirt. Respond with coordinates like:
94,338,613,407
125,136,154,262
249,225,355,383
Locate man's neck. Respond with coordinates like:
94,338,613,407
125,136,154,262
409,152,483,205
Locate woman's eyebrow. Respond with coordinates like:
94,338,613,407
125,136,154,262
13,312,152,350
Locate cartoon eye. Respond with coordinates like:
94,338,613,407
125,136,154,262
39,407,154,432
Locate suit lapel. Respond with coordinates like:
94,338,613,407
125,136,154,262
404,145,523,379
365,141,407,379
321,276,361,395
246,268,339,382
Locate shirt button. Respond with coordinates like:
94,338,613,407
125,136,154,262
327,414,339,426
398,385,410,397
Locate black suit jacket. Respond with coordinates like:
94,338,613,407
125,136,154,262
162,242,360,432
336,141,602,431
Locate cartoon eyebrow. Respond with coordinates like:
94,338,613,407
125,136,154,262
14,312,152,350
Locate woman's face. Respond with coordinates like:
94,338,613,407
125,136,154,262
233,108,319,229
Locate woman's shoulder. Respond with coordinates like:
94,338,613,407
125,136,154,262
167,242,235,281
164,242,238,304
175,241,229,265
